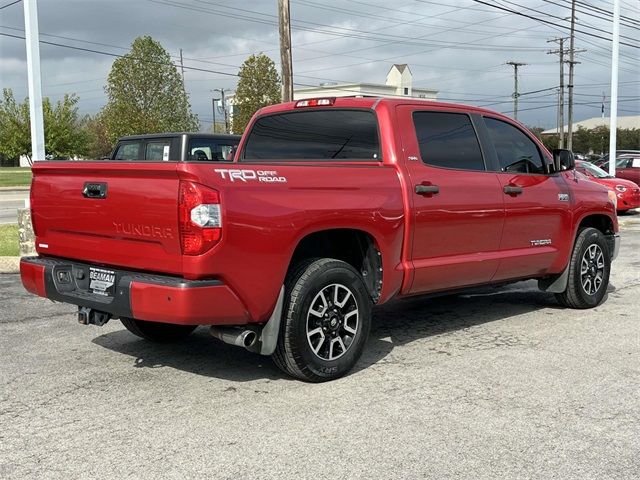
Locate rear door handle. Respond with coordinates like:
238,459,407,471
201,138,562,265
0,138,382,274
415,184,440,195
503,185,523,195
83,182,108,199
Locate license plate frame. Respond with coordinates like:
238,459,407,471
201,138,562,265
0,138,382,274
88,267,116,297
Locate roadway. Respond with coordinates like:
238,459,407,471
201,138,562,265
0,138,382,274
1,213,639,479
0,189,29,225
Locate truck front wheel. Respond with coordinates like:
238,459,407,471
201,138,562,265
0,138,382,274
555,227,611,309
273,259,372,382
120,317,197,342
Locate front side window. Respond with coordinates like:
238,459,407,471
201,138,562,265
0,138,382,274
412,111,485,171
114,142,140,160
188,138,239,161
484,117,545,174
242,110,380,161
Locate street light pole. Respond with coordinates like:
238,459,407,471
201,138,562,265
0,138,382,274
23,0,45,162
608,0,620,177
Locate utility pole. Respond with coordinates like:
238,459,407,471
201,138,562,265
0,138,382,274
211,97,218,133
548,38,567,148
608,0,621,177
506,61,526,121
179,48,185,91
213,88,229,133
23,0,45,162
278,0,294,102
567,0,577,151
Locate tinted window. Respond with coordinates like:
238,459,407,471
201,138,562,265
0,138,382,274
484,117,545,174
413,112,485,171
145,140,171,161
188,138,239,161
114,142,140,160
243,110,380,161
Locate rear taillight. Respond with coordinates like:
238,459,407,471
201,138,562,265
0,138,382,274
178,181,221,255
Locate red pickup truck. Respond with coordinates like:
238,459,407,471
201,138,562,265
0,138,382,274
21,97,620,382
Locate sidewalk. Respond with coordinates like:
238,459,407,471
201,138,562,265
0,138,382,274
0,256,19,274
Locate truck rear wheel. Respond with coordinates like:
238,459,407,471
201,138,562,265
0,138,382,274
555,227,611,309
120,317,197,342
273,259,371,382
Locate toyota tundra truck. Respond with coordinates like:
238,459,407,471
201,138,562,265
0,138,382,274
20,97,620,382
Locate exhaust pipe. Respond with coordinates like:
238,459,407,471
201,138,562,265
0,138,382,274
210,326,258,349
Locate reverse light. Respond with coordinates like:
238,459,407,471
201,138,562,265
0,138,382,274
615,185,627,192
179,181,221,255
295,98,335,108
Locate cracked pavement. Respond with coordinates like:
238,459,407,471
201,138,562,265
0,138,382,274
1,214,639,479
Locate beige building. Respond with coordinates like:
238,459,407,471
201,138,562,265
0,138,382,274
541,115,640,136
293,64,437,100
225,64,438,130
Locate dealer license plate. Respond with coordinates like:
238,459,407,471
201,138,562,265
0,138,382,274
89,267,116,297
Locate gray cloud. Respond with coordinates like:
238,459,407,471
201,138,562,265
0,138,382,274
0,0,638,129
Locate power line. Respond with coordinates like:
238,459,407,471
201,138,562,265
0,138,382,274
469,0,640,49
0,0,21,9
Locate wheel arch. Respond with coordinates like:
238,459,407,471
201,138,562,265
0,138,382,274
287,228,383,302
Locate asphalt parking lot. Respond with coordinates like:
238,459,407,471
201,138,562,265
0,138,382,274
1,215,639,479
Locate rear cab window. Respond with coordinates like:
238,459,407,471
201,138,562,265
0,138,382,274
241,109,380,161
412,111,485,171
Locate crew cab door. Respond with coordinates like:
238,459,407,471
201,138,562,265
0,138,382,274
397,106,505,293
478,116,572,281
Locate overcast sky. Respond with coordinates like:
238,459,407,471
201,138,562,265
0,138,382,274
0,0,638,129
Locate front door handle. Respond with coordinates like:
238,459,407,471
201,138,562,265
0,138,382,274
415,184,440,195
503,185,523,195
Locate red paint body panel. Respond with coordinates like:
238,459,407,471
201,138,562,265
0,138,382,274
129,282,249,325
23,98,619,326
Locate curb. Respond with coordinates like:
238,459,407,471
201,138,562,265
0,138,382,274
0,256,20,274
0,186,30,191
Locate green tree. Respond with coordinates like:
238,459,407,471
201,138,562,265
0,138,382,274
0,88,89,160
102,36,198,143
232,54,281,134
44,94,90,158
0,89,31,160
84,113,113,158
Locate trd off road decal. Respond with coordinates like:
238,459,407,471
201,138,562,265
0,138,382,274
214,169,287,183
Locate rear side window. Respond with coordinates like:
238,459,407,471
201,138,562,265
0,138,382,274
412,111,485,171
484,117,545,174
114,142,140,160
188,138,239,161
145,140,171,161
242,110,380,161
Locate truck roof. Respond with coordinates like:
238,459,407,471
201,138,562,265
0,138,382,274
256,96,512,120
117,132,240,141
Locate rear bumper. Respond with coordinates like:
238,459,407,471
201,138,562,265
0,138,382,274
20,257,249,325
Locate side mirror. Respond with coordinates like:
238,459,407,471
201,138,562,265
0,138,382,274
552,149,575,172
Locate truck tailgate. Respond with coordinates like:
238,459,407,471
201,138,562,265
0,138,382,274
31,161,183,275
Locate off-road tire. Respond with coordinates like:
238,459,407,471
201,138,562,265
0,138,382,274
273,258,371,382
120,317,197,342
555,227,611,309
